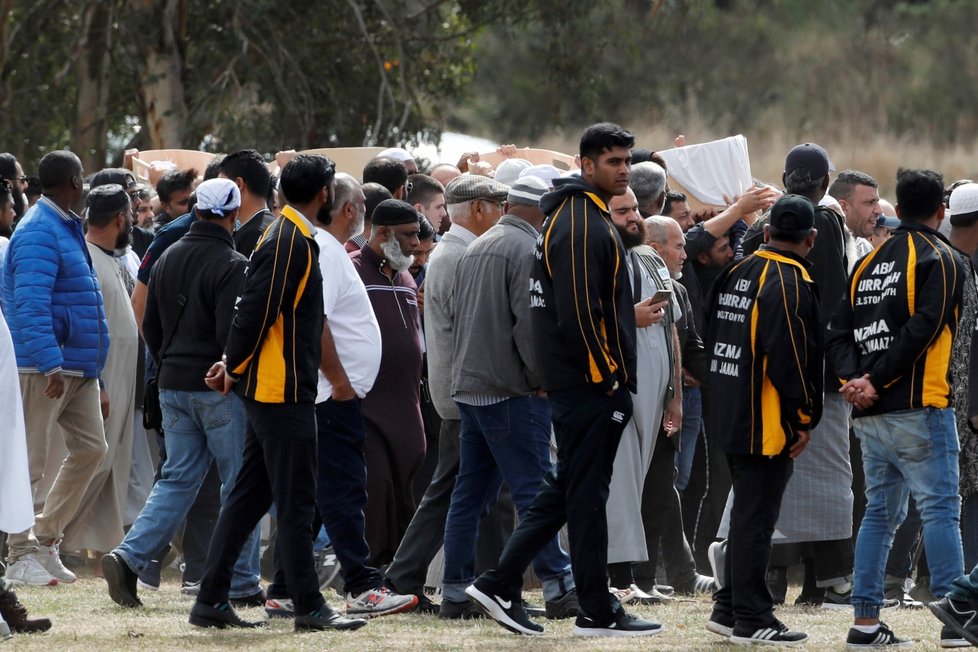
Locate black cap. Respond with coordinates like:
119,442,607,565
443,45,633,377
770,194,815,232
784,143,834,180
90,168,137,191
86,183,130,215
371,199,420,226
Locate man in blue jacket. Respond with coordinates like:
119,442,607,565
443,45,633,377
2,150,109,587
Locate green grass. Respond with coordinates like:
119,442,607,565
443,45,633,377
3,574,952,650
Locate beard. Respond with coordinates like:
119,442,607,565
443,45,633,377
115,226,131,251
381,237,415,272
316,199,332,226
615,221,646,249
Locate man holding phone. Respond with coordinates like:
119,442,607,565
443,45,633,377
604,187,683,599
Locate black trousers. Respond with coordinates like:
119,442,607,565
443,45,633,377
713,452,794,631
385,418,513,596
269,397,382,598
635,428,698,589
197,399,324,616
478,386,632,624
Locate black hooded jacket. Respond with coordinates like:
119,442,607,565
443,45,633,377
529,177,637,393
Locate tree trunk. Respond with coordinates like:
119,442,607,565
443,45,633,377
72,1,113,172
132,0,188,149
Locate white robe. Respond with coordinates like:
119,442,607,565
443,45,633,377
606,257,672,564
54,244,138,552
0,301,34,534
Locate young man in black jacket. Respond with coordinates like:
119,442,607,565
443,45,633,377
466,123,661,638
705,194,823,646
190,155,364,633
829,169,964,649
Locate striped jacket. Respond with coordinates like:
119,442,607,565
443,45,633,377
531,178,636,393
704,246,823,456
827,221,963,416
223,206,323,403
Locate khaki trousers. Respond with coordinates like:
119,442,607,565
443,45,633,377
6,373,106,562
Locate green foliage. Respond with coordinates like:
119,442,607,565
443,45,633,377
462,0,978,150
0,0,976,174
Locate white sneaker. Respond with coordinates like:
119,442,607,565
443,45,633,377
4,555,58,586
36,543,76,583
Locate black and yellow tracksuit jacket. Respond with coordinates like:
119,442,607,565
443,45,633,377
704,246,823,456
530,177,637,394
223,206,324,404
827,221,963,416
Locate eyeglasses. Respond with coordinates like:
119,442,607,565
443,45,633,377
471,199,505,210
16,176,26,182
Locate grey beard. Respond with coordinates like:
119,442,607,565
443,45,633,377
381,237,414,272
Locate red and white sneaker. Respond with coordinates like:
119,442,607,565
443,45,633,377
345,586,418,618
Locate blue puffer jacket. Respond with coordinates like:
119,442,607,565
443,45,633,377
2,197,109,378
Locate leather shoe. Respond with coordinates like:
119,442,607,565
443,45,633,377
295,603,367,632
189,601,266,629
101,552,142,608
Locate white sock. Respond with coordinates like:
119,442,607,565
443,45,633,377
854,624,880,634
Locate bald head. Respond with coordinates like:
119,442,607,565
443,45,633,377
646,215,687,279
644,215,682,246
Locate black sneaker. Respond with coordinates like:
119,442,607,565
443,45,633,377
731,620,807,647
824,587,900,611
845,622,912,649
464,582,543,636
189,601,266,629
230,588,266,609
572,609,662,638
545,589,579,619
794,590,825,607
941,625,971,648
414,592,439,615
101,552,142,608
438,599,485,620
136,558,161,592
929,596,978,647
294,604,367,632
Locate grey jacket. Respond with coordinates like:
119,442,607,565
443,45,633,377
451,215,540,399
423,228,470,420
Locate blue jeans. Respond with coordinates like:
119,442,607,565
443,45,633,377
852,407,963,618
442,397,574,603
115,390,261,597
675,386,702,491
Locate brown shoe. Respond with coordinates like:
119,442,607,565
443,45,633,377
0,587,52,633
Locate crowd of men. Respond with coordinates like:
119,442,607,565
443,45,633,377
2,122,978,647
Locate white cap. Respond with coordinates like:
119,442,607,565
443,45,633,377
195,178,241,217
378,147,414,163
